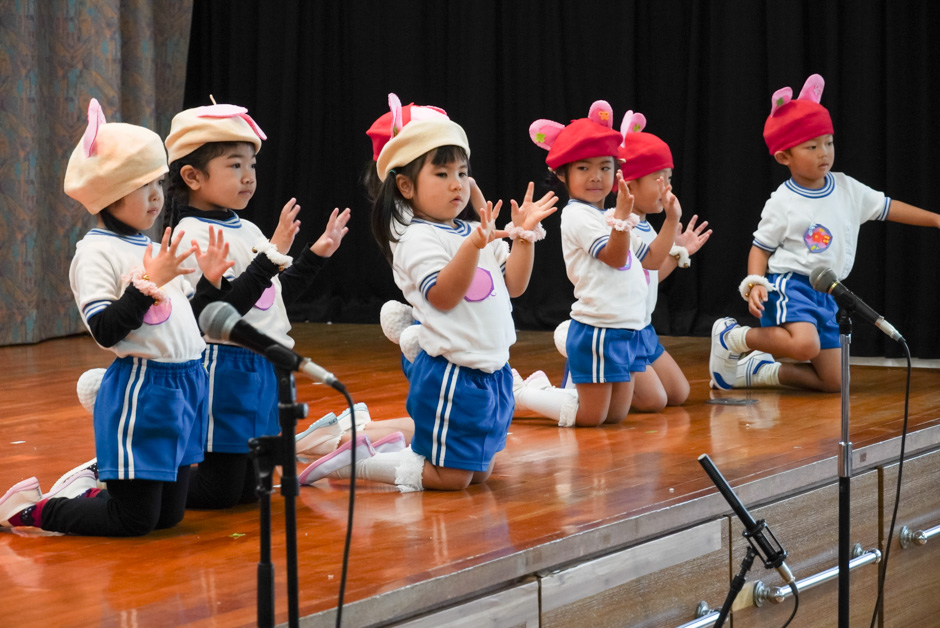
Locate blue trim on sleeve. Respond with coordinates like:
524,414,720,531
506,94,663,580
83,300,111,319
752,239,776,253
879,197,891,221
420,272,439,298
590,236,608,258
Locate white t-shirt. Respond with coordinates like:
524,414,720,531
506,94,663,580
69,229,206,361
393,218,515,373
633,218,658,325
560,199,648,329
753,172,890,280
178,212,293,348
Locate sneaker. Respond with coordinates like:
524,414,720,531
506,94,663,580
709,317,741,390
48,458,100,495
737,351,775,388
296,412,343,457
337,402,372,433
523,370,552,390
298,434,375,485
0,477,42,528
45,466,98,500
371,431,406,453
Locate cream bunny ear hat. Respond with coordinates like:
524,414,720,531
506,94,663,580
165,102,267,163
63,99,169,215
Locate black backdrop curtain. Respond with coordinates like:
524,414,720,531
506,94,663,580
184,0,940,358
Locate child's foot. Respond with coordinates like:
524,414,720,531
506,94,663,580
48,459,103,495
337,402,372,433
296,412,343,457
371,431,406,453
709,317,741,390
298,434,375,485
736,351,776,388
523,370,552,390
0,477,42,528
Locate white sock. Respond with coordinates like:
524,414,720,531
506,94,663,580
755,361,781,387
516,385,579,427
726,325,752,354
327,448,425,492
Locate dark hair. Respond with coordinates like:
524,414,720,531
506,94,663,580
370,145,471,264
163,141,245,231
544,163,571,197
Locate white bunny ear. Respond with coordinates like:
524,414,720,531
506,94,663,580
769,86,793,116
798,74,825,103
588,100,614,128
82,98,107,157
619,110,647,143
388,93,403,137
529,119,565,150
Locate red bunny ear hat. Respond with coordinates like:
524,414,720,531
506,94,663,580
366,94,449,161
617,110,673,181
530,100,623,171
763,74,833,155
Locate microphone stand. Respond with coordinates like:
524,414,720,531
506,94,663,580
837,309,852,628
250,366,307,628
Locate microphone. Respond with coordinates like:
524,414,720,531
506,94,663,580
199,302,343,390
698,454,795,585
809,267,904,342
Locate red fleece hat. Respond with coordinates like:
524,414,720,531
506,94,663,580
618,110,673,181
530,100,623,171
366,94,449,160
763,74,833,155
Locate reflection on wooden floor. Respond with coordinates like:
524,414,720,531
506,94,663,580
1,324,939,626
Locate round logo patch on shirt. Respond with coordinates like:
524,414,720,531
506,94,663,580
617,250,633,271
803,223,833,253
254,283,276,310
464,267,495,302
143,299,172,325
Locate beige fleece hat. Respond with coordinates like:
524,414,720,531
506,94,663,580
165,103,267,163
63,99,169,215
375,118,470,182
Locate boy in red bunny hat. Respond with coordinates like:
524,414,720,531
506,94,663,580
710,74,940,392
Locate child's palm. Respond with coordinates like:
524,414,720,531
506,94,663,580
310,207,352,257
143,228,197,287
270,198,301,254
510,181,557,230
194,225,234,286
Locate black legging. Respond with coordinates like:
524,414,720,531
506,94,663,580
185,452,259,509
40,466,191,537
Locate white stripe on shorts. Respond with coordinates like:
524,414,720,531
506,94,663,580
204,344,218,451
591,327,606,383
432,362,459,466
118,358,146,479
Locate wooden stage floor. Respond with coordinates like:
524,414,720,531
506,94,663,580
2,323,939,626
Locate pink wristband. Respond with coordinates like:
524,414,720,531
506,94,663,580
604,209,639,232
504,222,547,243
123,268,168,303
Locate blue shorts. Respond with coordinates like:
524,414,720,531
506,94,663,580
566,320,644,384
762,272,840,349
637,323,665,365
95,357,208,482
406,351,513,472
202,343,279,453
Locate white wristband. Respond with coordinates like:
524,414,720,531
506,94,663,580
252,238,293,271
739,274,775,300
604,209,639,232
123,267,168,303
670,245,690,268
505,222,546,243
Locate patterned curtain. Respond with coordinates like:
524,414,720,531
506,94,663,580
0,0,192,345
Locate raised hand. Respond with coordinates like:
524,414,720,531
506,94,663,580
270,197,302,254
310,207,352,257
143,227,197,287
471,200,504,249
193,225,235,287
614,172,635,220
658,176,681,221
510,181,558,230
674,215,712,255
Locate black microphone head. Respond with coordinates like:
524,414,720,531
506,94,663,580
198,301,240,342
809,267,838,293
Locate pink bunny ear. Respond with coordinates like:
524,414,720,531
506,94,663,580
529,119,565,150
769,87,793,116
237,112,267,140
798,74,825,103
588,100,614,128
194,103,267,140
388,93,403,137
82,98,107,157
619,110,647,143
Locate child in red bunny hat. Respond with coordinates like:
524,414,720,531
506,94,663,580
523,101,651,427
710,74,940,392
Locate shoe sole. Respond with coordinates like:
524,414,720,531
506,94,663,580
49,458,97,495
0,477,42,526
